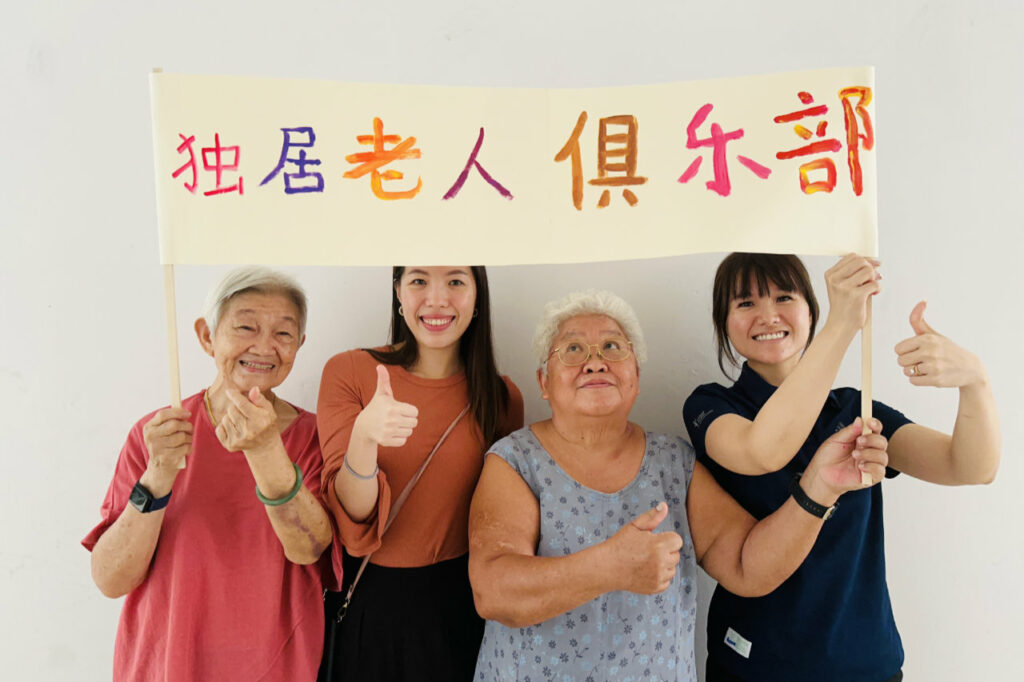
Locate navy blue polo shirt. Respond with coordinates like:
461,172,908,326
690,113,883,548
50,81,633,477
683,363,912,682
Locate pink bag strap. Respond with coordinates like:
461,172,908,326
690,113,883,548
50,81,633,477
336,403,470,621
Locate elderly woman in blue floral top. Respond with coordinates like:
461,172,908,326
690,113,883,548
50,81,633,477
469,290,890,682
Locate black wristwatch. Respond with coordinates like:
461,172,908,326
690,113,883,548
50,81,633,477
129,481,172,513
789,473,837,520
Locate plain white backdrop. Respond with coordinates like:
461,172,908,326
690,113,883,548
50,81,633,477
2,1,1022,679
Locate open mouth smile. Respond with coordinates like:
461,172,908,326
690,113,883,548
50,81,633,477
753,331,788,341
240,360,275,371
421,316,455,332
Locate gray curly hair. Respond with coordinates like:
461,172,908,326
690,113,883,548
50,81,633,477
532,289,647,370
201,266,308,336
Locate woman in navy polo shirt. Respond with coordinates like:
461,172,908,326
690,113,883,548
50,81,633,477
683,252,1000,682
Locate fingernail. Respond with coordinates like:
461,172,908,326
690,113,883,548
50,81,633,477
656,501,666,511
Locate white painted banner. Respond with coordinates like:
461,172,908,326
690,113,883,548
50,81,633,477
150,67,877,265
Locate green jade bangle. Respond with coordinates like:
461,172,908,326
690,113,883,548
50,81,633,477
256,461,303,506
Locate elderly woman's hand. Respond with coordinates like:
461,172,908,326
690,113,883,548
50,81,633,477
215,387,281,455
895,302,987,389
802,418,889,502
602,502,683,595
141,407,193,494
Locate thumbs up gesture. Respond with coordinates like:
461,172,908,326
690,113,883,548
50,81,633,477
894,301,984,388
353,365,420,447
604,502,683,594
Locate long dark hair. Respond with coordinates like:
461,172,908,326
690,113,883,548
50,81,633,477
712,253,820,377
365,266,510,447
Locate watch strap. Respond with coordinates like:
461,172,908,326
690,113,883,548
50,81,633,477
789,473,837,520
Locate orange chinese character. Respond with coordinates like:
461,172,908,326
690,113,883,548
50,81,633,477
555,111,647,210
344,117,422,200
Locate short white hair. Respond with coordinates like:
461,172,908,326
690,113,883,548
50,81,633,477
202,266,308,336
532,289,647,368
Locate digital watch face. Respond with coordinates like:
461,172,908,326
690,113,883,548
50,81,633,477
129,483,152,512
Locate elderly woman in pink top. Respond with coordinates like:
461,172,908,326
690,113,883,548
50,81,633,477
83,267,333,681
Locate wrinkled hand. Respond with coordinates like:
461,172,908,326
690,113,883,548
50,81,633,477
822,253,881,334
142,407,193,490
895,301,985,389
605,502,683,595
804,418,889,497
215,387,280,454
353,365,419,448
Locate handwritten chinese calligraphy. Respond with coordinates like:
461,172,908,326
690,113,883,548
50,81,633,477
260,127,324,194
344,117,422,200
555,112,647,210
171,133,245,196
774,87,874,195
164,83,874,206
678,104,771,197
443,128,513,200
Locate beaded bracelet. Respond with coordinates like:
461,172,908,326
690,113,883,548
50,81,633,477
344,457,379,480
256,461,303,506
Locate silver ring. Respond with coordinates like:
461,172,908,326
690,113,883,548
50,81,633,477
909,365,917,376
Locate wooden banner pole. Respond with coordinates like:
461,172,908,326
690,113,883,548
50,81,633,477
163,264,186,468
860,296,873,486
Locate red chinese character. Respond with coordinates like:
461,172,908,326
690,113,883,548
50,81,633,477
678,104,771,197
774,88,874,196
774,91,843,194
555,111,647,210
839,87,874,196
344,117,422,200
200,133,244,196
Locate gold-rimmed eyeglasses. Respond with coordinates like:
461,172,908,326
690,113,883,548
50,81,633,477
548,337,634,367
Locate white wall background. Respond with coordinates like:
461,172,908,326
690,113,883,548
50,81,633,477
3,1,1022,679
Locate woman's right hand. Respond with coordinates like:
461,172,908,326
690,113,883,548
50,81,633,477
604,502,683,594
822,254,881,335
141,407,193,496
352,365,419,448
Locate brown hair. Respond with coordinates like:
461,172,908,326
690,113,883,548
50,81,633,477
365,266,510,448
712,253,820,377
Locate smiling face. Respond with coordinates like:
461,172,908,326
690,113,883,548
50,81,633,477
538,314,639,420
725,278,812,380
196,290,304,396
395,266,477,356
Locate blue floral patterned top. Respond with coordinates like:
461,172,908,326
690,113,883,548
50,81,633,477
473,427,697,682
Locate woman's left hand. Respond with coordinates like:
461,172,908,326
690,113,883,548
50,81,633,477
215,387,281,454
895,301,985,388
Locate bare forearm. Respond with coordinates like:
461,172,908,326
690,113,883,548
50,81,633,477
264,488,333,564
948,378,1001,484
332,430,381,522
743,324,854,470
472,545,614,628
245,441,333,563
727,496,827,597
90,507,164,598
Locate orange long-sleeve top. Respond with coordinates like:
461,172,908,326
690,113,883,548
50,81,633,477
318,348,524,568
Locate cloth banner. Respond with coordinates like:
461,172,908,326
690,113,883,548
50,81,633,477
151,67,877,265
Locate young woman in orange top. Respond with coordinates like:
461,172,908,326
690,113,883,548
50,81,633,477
317,266,523,681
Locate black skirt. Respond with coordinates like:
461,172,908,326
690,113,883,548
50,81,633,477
320,552,483,682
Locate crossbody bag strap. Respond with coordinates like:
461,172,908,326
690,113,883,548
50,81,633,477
335,403,470,623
